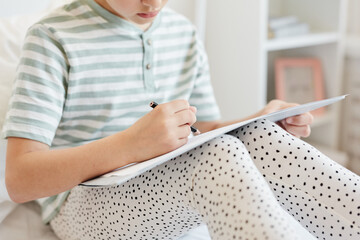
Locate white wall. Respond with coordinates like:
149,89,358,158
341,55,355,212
205,1,266,120
169,1,264,121
0,0,51,16
167,0,195,23
167,0,207,42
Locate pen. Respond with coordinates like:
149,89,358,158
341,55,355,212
149,101,200,135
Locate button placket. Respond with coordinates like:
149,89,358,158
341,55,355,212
147,38,152,46
142,35,155,91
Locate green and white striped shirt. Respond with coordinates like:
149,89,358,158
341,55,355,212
2,0,220,223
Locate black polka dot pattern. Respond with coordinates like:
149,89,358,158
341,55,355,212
50,119,360,240
228,120,360,240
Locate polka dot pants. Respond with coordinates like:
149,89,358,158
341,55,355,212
50,120,360,240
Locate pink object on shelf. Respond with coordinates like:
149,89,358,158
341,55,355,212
275,58,326,116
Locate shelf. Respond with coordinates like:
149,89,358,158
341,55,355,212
266,32,340,51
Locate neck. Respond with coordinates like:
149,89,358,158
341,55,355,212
94,0,152,31
94,0,120,17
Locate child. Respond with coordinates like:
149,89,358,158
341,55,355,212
3,0,359,239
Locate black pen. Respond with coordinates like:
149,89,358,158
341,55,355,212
150,101,200,135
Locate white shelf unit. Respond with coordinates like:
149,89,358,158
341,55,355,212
265,32,340,51
206,0,348,149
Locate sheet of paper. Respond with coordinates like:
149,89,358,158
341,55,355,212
81,95,346,187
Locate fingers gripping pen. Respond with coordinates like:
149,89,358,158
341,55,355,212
149,101,200,135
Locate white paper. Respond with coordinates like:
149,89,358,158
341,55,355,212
81,95,347,187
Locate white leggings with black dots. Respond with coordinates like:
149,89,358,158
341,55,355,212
50,120,360,240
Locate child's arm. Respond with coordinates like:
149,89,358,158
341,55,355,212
6,100,197,203
193,99,314,138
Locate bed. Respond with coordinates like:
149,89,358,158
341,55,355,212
0,0,211,239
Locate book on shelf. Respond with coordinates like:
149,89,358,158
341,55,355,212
269,16,298,30
268,16,310,39
270,23,309,39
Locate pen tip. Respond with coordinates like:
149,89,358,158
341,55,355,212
150,101,157,108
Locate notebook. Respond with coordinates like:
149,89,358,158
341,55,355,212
81,95,347,187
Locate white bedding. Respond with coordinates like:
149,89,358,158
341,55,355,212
0,201,210,240
0,202,60,240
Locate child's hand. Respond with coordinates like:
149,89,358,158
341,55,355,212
259,99,314,138
124,99,197,162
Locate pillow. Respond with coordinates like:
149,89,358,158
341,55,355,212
0,12,49,224
0,0,72,129
0,0,73,223
0,16,35,129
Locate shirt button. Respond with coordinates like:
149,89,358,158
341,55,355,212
147,39,152,45
146,63,152,70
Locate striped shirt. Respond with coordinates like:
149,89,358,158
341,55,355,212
2,0,220,223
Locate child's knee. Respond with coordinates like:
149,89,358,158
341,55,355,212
197,134,251,167
229,119,297,150
191,134,262,185
230,119,288,140
229,119,323,176
227,119,301,166
189,134,275,211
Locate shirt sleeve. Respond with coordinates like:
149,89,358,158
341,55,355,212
188,32,221,122
2,23,68,146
